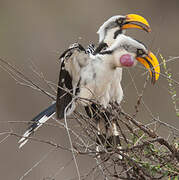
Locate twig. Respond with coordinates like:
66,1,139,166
0,57,55,100
19,148,55,180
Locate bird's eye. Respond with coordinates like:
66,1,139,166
137,49,145,56
117,18,123,24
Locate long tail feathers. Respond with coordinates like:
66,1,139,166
18,103,56,148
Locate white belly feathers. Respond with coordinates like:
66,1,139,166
78,57,123,107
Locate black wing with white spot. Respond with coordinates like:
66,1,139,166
18,43,95,148
56,43,89,119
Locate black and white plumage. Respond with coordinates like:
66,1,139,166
18,103,56,148
56,14,151,118
93,14,151,54
57,34,160,143
56,43,95,119
77,34,156,104
18,43,95,148
82,14,151,143
95,14,151,104
18,35,160,148
18,14,153,147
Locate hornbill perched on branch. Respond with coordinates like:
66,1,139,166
66,35,160,148
18,14,153,148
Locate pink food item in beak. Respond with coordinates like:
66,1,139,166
120,54,134,67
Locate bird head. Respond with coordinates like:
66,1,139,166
97,14,151,47
99,35,160,84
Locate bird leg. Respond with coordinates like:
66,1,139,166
85,103,121,152
85,104,108,147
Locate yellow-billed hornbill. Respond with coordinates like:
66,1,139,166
18,14,152,148
94,14,151,54
76,35,160,147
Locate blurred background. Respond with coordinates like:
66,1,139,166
0,0,179,179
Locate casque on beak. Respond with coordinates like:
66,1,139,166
136,52,160,84
122,14,151,33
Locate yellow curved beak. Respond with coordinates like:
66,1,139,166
122,14,151,33
136,52,160,84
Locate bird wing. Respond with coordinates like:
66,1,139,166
18,43,95,148
18,43,86,148
56,43,88,119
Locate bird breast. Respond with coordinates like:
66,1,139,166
78,58,115,107
109,68,123,104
